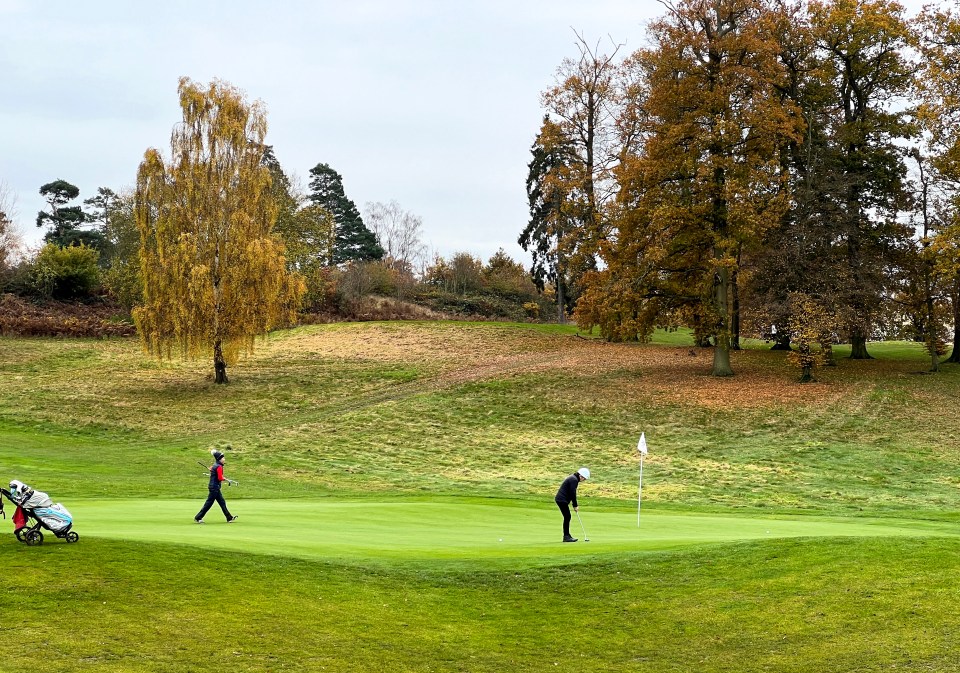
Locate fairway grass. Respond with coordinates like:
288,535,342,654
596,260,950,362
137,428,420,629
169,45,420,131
73,498,960,566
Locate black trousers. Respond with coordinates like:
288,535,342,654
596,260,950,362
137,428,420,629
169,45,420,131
556,500,572,538
196,488,232,521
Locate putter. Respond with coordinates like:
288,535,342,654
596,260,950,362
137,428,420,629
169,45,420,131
575,510,590,542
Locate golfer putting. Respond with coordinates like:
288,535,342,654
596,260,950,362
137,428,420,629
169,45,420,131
555,467,589,542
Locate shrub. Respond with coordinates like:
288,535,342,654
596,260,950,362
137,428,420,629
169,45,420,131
30,243,101,300
337,261,396,303
102,260,142,312
0,293,135,337
301,265,339,314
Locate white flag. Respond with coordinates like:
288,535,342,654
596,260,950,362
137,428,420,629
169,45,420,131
638,432,648,455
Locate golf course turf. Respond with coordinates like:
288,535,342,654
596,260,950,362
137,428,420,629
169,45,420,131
71,499,960,565
4,322,960,671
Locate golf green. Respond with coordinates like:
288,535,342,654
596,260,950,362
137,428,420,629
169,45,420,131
60,499,960,566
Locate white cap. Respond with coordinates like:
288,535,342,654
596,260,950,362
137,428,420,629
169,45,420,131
577,467,590,479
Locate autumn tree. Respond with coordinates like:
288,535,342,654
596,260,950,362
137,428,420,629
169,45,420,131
541,32,623,245
740,0,838,352
95,189,142,310
423,252,485,296
786,292,839,382
578,0,803,376
483,248,537,299
449,252,485,296
915,3,960,363
307,163,383,264
0,179,21,272
262,147,337,308
525,33,626,321
280,204,337,309
260,145,300,247
807,0,915,359
896,150,951,370
134,78,304,384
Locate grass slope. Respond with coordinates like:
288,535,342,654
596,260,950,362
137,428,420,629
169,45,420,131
6,535,960,672
2,322,960,671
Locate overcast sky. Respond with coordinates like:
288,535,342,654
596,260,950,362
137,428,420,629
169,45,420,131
0,0,661,263
1,0,929,264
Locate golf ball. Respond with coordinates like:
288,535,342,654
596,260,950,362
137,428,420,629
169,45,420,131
499,538,503,542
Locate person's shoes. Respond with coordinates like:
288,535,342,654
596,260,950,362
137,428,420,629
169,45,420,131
194,519,204,524
563,536,578,542
227,516,239,523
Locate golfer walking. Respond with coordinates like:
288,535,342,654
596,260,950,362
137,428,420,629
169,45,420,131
195,449,238,523
555,467,589,542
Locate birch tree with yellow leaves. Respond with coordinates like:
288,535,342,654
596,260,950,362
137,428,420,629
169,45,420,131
134,78,304,383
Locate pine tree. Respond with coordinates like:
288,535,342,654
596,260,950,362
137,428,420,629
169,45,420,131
521,117,583,322
307,163,383,264
36,179,105,251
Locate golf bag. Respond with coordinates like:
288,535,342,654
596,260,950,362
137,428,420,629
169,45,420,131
2,480,79,545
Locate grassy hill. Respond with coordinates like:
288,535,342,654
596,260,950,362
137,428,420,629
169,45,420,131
3,323,960,671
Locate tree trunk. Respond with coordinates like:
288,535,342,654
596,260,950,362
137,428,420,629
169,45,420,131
947,278,960,363
712,265,734,377
712,337,733,377
849,332,873,359
798,363,814,383
557,281,567,324
949,315,960,363
214,340,229,384
928,293,940,373
731,266,741,351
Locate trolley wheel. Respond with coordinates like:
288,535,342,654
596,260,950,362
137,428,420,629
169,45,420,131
25,529,43,546
65,531,79,543
15,528,27,542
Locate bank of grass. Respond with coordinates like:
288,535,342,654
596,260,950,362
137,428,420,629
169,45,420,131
6,534,960,672
3,323,960,670
0,323,957,513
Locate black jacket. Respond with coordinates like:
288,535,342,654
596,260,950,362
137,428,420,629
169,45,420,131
208,463,224,491
555,474,580,508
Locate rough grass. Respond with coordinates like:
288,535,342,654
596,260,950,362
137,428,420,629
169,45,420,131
1,323,958,512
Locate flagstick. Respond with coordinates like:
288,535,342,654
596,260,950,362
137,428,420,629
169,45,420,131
637,453,644,527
